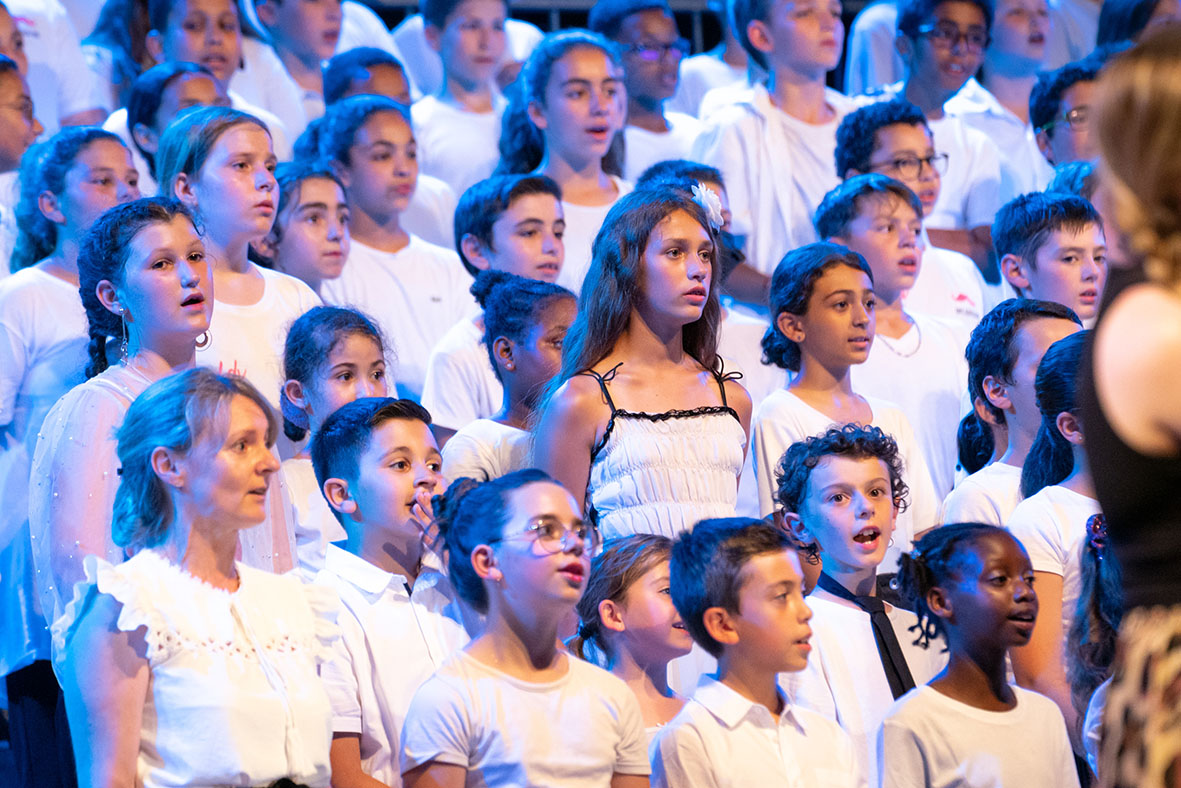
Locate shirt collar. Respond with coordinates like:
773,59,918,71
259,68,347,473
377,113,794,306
325,544,410,597
693,674,807,734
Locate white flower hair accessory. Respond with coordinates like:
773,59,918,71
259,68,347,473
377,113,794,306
691,182,724,232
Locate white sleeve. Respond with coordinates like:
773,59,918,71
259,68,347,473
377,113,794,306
751,404,799,517
843,2,904,96
613,689,651,775
876,718,928,788
962,131,1004,230
0,304,29,428
34,3,109,116
940,479,1001,526
399,676,473,772
650,723,721,788
320,604,364,735
893,416,939,544
421,348,483,433
441,429,493,483
1006,502,1067,577
690,112,759,242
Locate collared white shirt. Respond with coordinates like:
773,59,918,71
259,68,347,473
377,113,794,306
651,674,864,788
317,545,471,787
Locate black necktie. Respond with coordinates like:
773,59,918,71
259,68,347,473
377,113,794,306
815,572,916,699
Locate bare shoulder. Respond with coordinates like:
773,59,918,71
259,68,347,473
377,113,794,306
723,377,753,423
544,374,613,421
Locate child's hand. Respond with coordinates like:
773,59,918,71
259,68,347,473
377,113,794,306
410,484,445,554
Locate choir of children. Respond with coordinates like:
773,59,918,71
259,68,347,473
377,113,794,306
0,6,1173,788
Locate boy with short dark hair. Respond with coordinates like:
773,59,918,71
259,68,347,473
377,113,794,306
652,517,860,788
941,298,1082,525
836,98,990,331
774,425,947,787
254,0,343,137
815,174,968,498
420,174,565,440
1029,55,1102,169
994,191,1107,324
887,0,1004,276
691,0,859,276
311,396,470,788
411,0,509,196
588,0,702,181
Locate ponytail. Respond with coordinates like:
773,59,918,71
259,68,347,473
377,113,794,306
1020,331,1088,498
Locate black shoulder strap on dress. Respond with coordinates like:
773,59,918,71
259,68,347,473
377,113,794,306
711,359,743,408
578,361,623,414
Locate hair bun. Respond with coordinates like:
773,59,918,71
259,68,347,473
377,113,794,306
430,477,481,541
469,269,516,307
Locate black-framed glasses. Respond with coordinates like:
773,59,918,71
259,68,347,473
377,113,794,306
490,516,601,554
917,21,990,52
626,38,690,62
868,152,950,179
1040,105,1090,133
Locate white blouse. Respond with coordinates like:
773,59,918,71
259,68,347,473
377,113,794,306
53,549,339,788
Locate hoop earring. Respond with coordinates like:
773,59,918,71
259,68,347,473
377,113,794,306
195,330,212,350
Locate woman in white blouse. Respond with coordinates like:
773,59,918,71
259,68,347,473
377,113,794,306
53,367,338,788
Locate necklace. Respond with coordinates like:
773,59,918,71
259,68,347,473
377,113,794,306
875,320,923,358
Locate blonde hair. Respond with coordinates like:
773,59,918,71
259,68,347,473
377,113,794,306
1095,26,1181,286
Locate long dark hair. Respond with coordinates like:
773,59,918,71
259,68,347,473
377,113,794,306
495,30,624,177
1066,514,1122,736
1020,331,1088,498
548,187,721,398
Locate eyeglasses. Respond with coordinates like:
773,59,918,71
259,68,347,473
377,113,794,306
1040,105,1090,133
626,38,691,62
868,152,950,179
0,98,34,124
491,516,601,554
917,22,990,52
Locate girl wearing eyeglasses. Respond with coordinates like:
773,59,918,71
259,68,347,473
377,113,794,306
400,469,651,788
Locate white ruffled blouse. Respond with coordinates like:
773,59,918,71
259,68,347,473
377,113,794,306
53,550,339,788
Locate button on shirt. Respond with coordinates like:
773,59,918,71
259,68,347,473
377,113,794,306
317,545,470,787
651,675,865,788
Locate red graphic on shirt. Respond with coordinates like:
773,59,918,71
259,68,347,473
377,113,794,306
954,293,977,308
218,360,248,378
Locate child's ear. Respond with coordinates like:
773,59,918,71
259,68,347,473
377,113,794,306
254,231,279,262
702,606,739,648
598,598,626,633
423,21,443,52
254,0,279,28
526,100,548,132
1000,254,1031,294
926,585,953,621
471,544,503,583
981,374,1013,414
745,19,776,60
37,190,65,225
776,310,806,344
781,512,816,552
894,31,914,62
131,122,159,156
492,336,516,374
330,160,351,188
460,233,493,272
323,478,357,515
1056,410,1084,446
95,279,125,318
172,172,198,208
283,379,308,412
151,446,186,489
1034,130,1055,166
144,30,164,65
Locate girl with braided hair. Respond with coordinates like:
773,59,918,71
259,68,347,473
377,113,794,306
879,523,1080,787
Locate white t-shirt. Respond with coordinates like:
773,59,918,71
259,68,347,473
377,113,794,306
667,49,751,119
1006,484,1100,662
946,80,1056,203
692,84,861,275
388,15,544,100
420,314,502,432
52,549,339,788
877,685,1080,788
718,307,788,519
0,171,18,282
1046,0,1100,71
441,419,530,482
940,460,1023,526
925,112,1005,231
555,176,633,294
10,0,106,132
751,388,938,567
844,0,904,97
403,174,460,250
622,111,702,182
411,95,504,197
903,239,986,341
781,588,948,788
282,455,347,575
850,313,968,498
321,236,475,401
197,265,321,411
400,650,650,786
337,0,399,54
318,545,469,788
651,674,861,788
232,36,315,142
